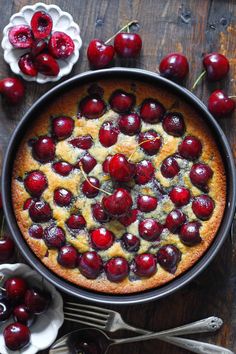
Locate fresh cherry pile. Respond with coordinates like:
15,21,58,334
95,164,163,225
8,11,75,77
0,276,51,351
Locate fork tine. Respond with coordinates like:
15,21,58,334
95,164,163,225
64,311,107,325
64,306,108,319
64,316,105,329
65,302,111,315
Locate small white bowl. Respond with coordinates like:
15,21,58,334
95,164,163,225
0,263,64,354
1,2,82,84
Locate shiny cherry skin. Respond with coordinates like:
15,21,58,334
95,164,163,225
0,77,25,104
31,39,47,56
29,200,52,222
31,11,53,39
29,224,44,239
81,177,100,198
4,322,30,351
79,251,103,279
138,130,162,155
54,188,72,207
165,209,186,233
118,113,141,135
190,163,213,188
43,225,65,248
23,198,34,210
32,136,55,163
108,154,134,182
90,227,114,250
102,155,112,173
0,295,12,322
18,53,38,76
137,195,157,212
92,203,110,223
52,161,73,176
58,245,78,268
135,160,155,185
178,136,202,161
162,112,185,137
35,53,60,76
169,186,191,207
140,99,165,123
118,209,139,227
24,288,50,314
102,188,133,217
87,39,115,69
66,214,86,229
203,53,229,81
24,170,47,197
48,31,74,59
105,257,129,282
134,253,157,277
180,222,202,246
156,245,181,273
52,116,74,140
192,195,214,220
208,90,235,118
79,96,106,119
99,121,119,147
13,304,35,326
121,233,140,252
159,53,189,81
69,135,93,149
77,153,97,174
161,156,180,178
114,32,142,58
109,90,135,113
139,219,163,241
0,236,15,262
4,277,28,303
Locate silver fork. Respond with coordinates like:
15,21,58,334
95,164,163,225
64,301,223,336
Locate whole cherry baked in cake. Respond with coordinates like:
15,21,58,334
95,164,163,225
12,79,226,294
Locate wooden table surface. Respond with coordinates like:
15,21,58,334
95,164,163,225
0,1,236,353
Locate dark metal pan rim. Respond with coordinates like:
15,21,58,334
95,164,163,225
2,68,236,305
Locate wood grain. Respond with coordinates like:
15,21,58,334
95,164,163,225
0,1,235,353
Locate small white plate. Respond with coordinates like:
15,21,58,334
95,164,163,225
1,2,82,84
0,263,64,354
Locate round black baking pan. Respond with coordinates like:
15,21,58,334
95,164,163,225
2,68,236,305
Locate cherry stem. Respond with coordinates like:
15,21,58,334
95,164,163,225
105,20,139,44
229,96,236,99
128,137,160,161
0,215,5,239
191,70,206,91
78,162,111,196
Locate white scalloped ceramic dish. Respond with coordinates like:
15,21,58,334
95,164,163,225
0,263,64,354
1,2,82,84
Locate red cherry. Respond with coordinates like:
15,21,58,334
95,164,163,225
8,25,33,48
161,156,180,178
118,209,139,227
52,161,73,176
108,153,134,182
135,160,155,185
137,195,157,212
178,136,202,161
203,53,229,81
139,219,163,241
79,96,106,119
23,198,34,210
13,305,34,326
156,245,181,273
29,200,52,222
77,153,97,174
81,177,100,198
31,39,47,56
43,225,65,248
4,322,30,351
54,188,72,207
169,186,191,206
138,130,162,155
92,203,110,223
52,116,74,140
24,288,50,314
58,245,78,268
4,277,28,302
0,77,25,104
18,53,38,77
162,112,185,137
87,39,115,69
134,254,157,277
102,188,133,217
91,227,114,250
66,214,86,229
0,236,15,262
180,222,202,246
105,257,129,282
121,233,140,252
79,251,103,279
32,136,55,163
24,171,47,197
29,224,44,239
99,121,119,147
192,195,214,220
69,135,93,149
118,113,141,135
102,155,112,173
208,90,235,117
109,90,135,113
159,53,189,81
31,11,53,39
140,99,165,123
165,209,186,233
114,32,142,58
190,163,213,188
49,31,74,59
35,53,60,76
